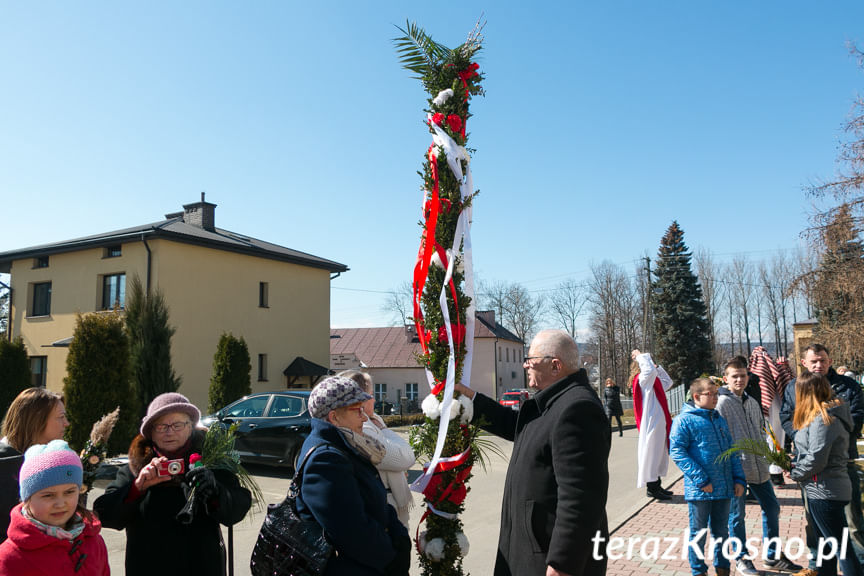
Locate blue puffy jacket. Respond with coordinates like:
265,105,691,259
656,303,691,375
670,402,746,501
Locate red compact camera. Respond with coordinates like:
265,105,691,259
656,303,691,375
156,458,185,477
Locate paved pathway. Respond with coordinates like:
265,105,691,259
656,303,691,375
607,478,809,576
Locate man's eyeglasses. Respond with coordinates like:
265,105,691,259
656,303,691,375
344,406,365,416
153,421,190,433
523,356,555,364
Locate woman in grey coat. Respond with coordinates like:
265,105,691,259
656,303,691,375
791,371,862,576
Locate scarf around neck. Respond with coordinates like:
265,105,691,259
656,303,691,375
337,427,386,465
23,506,85,540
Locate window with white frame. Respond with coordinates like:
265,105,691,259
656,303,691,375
406,382,419,401
374,382,387,402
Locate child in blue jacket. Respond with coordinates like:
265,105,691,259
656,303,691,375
670,378,746,576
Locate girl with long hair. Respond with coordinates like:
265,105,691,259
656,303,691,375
791,371,862,576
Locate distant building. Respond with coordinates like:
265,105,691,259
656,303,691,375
330,310,525,403
0,195,347,410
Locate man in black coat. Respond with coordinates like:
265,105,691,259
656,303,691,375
456,329,610,576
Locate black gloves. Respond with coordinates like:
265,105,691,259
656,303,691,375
186,466,218,500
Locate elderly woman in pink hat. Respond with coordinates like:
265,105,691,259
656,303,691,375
94,392,251,576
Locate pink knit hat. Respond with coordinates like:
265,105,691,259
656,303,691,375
19,440,83,501
140,392,201,439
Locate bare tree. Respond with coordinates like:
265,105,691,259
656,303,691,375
588,261,641,391
695,248,726,366
477,280,545,343
729,256,755,356
505,283,545,343
548,279,587,338
476,279,510,323
381,281,414,326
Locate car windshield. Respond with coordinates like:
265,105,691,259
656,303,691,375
503,393,521,400
225,396,269,418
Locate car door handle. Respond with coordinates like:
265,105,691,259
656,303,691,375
287,426,300,432
247,424,257,429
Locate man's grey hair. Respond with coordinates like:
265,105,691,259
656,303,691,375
531,329,580,371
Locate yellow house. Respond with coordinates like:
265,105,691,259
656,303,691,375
0,196,348,411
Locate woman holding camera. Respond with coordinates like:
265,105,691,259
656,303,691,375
0,387,69,543
94,393,251,576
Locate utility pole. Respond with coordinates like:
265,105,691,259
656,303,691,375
643,256,653,353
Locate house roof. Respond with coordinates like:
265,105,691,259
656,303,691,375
330,314,523,369
283,356,331,377
0,215,348,274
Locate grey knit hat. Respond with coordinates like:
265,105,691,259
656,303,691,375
140,392,201,439
308,376,373,419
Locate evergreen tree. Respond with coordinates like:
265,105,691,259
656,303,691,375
64,312,138,452
811,203,864,370
208,333,251,413
0,337,31,421
650,221,714,386
125,275,181,416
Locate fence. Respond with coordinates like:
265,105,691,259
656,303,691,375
605,385,686,416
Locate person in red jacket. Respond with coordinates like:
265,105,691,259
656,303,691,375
0,439,109,576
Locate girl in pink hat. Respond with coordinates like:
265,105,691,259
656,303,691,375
0,439,109,575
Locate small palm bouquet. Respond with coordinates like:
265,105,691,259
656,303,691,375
79,407,121,494
717,422,791,472
176,422,263,524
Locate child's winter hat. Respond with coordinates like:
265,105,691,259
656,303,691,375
19,439,83,501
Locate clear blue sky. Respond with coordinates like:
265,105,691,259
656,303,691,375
1,2,862,329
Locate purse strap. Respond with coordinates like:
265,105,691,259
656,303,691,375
288,443,345,499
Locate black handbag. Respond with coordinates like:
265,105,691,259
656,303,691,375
250,444,334,576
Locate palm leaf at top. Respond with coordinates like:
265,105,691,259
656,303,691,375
393,20,449,79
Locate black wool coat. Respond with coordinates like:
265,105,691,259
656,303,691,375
0,442,23,545
603,385,623,416
93,430,252,576
473,369,611,576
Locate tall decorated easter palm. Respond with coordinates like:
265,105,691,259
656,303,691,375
395,20,487,575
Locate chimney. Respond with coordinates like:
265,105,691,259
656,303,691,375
404,324,419,343
182,192,217,231
476,310,495,326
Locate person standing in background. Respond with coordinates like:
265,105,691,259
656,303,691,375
631,349,673,500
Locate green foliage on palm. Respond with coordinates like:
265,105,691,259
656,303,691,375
208,333,251,413
716,438,792,472
0,338,31,422
200,422,264,511
64,312,139,453
393,21,448,80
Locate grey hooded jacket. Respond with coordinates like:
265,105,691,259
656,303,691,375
716,386,771,485
790,401,853,502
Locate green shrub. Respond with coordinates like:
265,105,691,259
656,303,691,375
125,276,181,417
209,333,251,413
382,413,426,427
0,338,31,422
63,312,138,453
